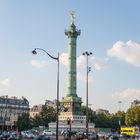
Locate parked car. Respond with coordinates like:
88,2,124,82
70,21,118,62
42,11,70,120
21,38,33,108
61,130,67,135
76,132,86,140
0,131,10,140
42,130,56,136
109,133,120,139
21,131,26,138
21,131,35,139
88,132,97,140
34,134,50,140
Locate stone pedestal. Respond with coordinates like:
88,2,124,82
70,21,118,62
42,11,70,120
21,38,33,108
49,121,95,132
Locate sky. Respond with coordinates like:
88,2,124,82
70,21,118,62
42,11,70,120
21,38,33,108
0,0,140,113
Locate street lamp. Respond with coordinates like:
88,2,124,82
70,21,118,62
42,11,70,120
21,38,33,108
82,51,92,139
118,101,122,133
0,110,3,131
32,48,59,140
67,117,71,140
118,101,122,112
4,97,8,130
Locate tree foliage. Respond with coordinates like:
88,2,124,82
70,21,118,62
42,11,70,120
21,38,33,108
30,114,42,127
31,100,56,128
81,106,95,123
94,113,112,128
39,105,56,127
125,106,140,127
17,100,140,130
81,106,127,129
17,113,31,130
114,111,125,126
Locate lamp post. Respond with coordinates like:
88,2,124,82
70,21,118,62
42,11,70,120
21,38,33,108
32,48,59,140
118,101,122,112
83,51,92,139
4,97,8,130
0,110,3,131
67,117,71,140
118,101,122,133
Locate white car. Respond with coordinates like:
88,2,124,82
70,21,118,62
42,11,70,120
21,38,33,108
83,132,97,140
25,132,35,139
97,132,106,138
88,132,97,139
42,130,56,136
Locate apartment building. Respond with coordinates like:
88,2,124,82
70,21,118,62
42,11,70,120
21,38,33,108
0,95,29,128
29,104,43,118
96,109,110,115
29,99,59,118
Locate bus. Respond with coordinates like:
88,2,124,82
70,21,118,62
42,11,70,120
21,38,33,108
120,127,139,136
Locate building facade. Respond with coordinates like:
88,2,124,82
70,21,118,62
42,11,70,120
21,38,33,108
0,95,29,129
29,104,43,118
29,100,57,118
96,109,110,115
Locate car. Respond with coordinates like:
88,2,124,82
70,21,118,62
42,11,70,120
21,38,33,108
25,132,35,139
88,132,97,140
34,135,50,140
61,130,67,135
76,132,86,140
109,133,120,139
83,132,97,140
97,132,106,138
119,134,127,138
0,131,10,140
42,130,56,136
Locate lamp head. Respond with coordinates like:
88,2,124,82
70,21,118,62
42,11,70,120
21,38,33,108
118,101,122,104
82,51,93,56
88,67,91,72
82,52,85,55
32,49,37,55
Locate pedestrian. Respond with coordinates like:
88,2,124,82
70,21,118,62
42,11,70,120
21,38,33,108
16,128,20,140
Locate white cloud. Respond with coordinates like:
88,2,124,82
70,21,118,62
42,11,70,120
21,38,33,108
77,72,85,81
77,72,94,82
59,53,106,82
31,60,48,68
92,57,109,70
77,55,85,67
107,40,140,67
112,88,140,99
59,53,68,67
60,53,107,70
1,79,11,87
59,53,85,68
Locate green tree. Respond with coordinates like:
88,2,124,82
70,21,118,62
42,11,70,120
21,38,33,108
114,111,125,126
81,106,113,128
17,113,31,130
30,114,42,127
81,106,95,123
30,100,56,128
94,113,112,128
38,102,56,127
125,106,140,127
